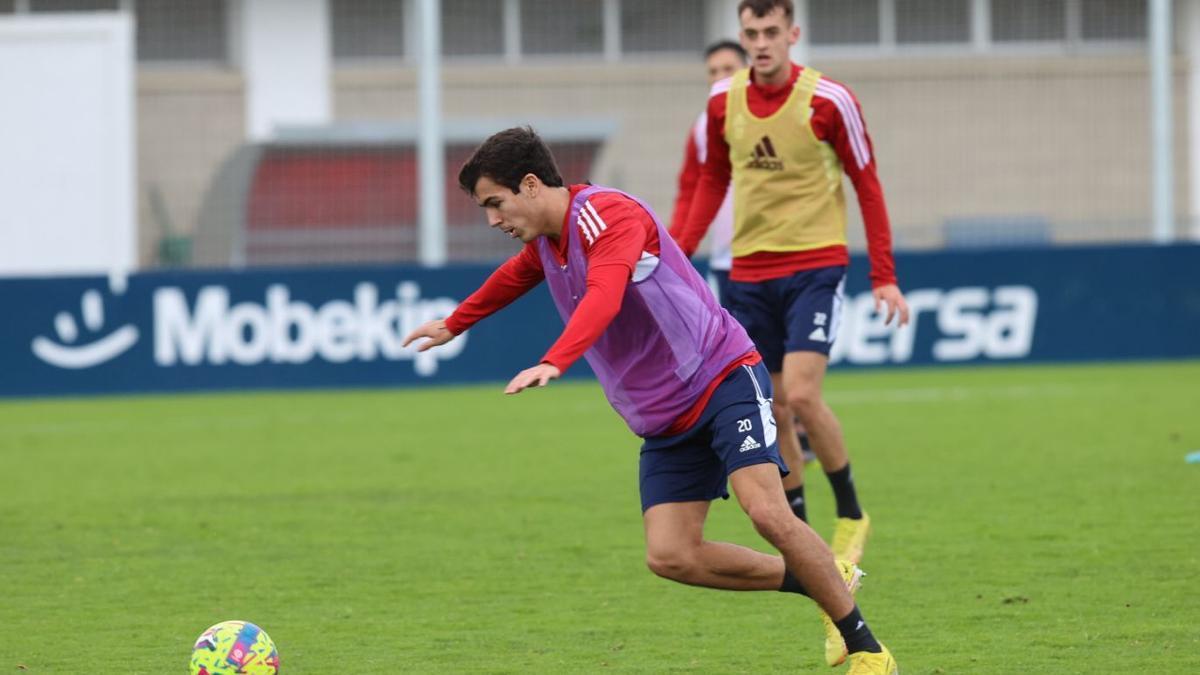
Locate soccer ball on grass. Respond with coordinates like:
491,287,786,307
190,620,279,674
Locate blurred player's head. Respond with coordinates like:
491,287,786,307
704,40,747,85
459,126,567,243
737,0,798,84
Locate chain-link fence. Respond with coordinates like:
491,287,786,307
1,0,1183,269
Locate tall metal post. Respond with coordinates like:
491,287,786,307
1150,0,1176,243
417,0,447,265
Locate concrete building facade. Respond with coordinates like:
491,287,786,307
5,0,1192,266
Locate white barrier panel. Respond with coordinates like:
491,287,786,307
0,13,134,276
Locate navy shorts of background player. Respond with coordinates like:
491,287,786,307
638,361,789,512
707,269,734,311
725,265,846,371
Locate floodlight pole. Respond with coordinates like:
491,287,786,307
1150,0,1175,244
417,0,447,266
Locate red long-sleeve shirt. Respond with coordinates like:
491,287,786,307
445,186,653,372
668,125,703,236
445,184,758,435
677,63,898,288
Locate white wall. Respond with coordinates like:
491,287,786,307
0,13,135,276
238,0,332,141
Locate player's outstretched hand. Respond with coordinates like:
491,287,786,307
873,284,910,327
504,363,562,395
402,319,455,352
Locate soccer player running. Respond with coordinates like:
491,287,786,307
404,127,896,673
669,39,820,476
675,0,909,571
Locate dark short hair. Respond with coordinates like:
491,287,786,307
737,0,793,22
457,126,565,195
704,40,747,63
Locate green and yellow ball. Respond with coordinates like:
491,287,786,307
190,620,279,674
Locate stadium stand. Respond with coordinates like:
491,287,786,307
192,121,613,267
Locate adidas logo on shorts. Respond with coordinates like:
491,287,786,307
738,435,762,453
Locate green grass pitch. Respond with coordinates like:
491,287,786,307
1,361,1198,673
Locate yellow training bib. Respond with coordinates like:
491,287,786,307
725,67,848,257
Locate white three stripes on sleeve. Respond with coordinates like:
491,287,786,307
814,79,871,170
709,75,734,98
693,111,708,163
577,200,609,245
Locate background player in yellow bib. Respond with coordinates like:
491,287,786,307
669,38,822,470
672,6,906,670
673,0,906,658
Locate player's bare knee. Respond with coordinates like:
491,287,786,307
645,549,696,582
786,387,822,417
770,398,792,423
744,500,796,546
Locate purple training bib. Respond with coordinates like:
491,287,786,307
536,186,754,437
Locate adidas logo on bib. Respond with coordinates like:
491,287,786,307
738,435,762,453
746,135,784,171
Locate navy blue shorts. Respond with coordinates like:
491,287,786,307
725,266,847,372
639,361,789,512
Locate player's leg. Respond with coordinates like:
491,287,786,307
727,462,849,615
779,266,850,473
724,277,807,520
784,352,870,564
640,426,808,590
639,361,805,591
642,500,788,590
719,360,877,666
780,267,869,563
728,462,890,666
657,360,894,669
795,419,817,464
770,372,808,519
639,401,812,590
783,350,849,473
